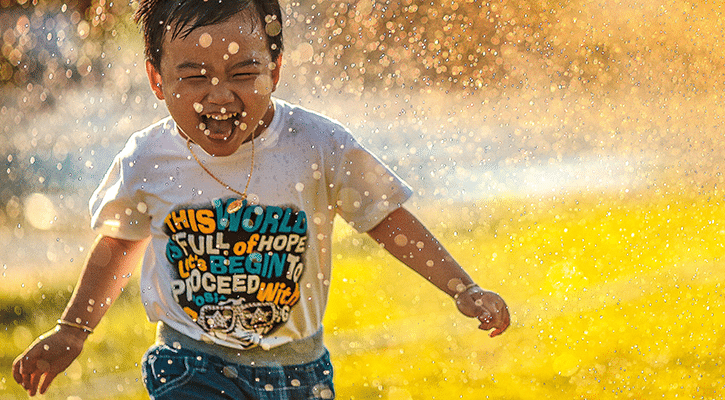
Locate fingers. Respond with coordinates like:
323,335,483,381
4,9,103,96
479,306,510,337
13,328,85,396
476,311,496,332
16,357,57,396
479,295,510,337
488,326,506,338
14,341,55,396
12,355,23,386
463,289,510,337
29,370,43,396
16,356,39,396
22,358,35,394
39,371,59,395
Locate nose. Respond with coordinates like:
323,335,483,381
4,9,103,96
206,79,235,105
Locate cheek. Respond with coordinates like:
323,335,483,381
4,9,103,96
167,81,203,98
253,76,274,96
167,98,200,120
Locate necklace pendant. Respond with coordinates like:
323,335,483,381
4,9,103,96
227,198,246,214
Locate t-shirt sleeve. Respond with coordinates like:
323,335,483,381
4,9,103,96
332,132,413,232
89,152,152,241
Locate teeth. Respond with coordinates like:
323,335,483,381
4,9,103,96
204,112,238,121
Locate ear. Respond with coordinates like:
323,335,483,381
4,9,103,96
270,54,283,92
145,60,165,100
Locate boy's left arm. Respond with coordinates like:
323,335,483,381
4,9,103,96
366,206,510,337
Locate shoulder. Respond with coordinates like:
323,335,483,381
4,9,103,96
116,117,181,160
274,99,353,141
107,117,187,182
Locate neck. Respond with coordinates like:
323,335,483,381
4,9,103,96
249,100,276,143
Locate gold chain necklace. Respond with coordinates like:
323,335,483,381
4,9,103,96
186,135,255,214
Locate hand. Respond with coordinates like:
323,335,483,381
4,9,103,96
455,286,510,337
12,325,87,396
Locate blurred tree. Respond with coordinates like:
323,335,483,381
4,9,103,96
1,0,132,107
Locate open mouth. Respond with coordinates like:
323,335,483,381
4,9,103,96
199,111,246,140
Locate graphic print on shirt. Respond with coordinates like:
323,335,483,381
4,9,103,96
163,198,307,348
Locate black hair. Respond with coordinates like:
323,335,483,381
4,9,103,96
134,0,284,70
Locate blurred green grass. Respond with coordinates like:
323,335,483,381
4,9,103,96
2,189,724,399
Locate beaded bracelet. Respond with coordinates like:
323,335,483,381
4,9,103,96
57,319,94,334
453,283,480,300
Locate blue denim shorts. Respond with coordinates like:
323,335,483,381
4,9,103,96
142,344,335,400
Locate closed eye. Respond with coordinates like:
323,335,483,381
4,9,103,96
230,60,263,79
233,72,258,79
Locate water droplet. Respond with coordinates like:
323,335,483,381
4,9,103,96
312,384,333,398
393,234,408,247
193,103,204,113
222,365,238,378
228,42,239,54
447,278,463,292
265,20,282,37
199,33,213,48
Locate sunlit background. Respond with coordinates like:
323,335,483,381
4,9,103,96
2,0,725,398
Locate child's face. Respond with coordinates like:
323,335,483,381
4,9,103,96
146,11,281,157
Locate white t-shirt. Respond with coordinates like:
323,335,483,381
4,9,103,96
90,99,412,350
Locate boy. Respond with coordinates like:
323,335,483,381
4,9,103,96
13,0,510,398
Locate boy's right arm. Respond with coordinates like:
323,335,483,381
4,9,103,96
12,235,149,396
